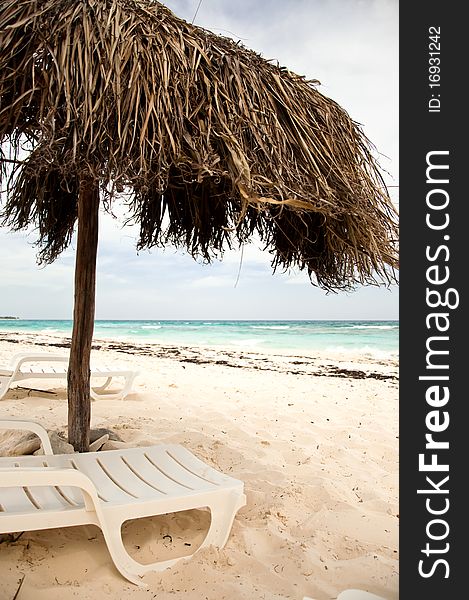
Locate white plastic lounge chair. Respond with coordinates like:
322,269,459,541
304,592,387,600
337,591,387,600
0,353,138,401
0,419,246,586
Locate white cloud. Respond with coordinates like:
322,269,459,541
190,275,237,289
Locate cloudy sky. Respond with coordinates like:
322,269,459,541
0,0,398,321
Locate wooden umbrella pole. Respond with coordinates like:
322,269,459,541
68,178,99,452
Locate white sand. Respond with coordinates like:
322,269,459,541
0,332,398,600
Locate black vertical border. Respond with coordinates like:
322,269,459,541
400,2,465,598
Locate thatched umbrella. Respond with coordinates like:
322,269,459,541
0,0,398,451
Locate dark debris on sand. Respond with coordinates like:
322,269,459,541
0,333,398,382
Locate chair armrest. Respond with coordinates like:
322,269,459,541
0,466,99,512
0,418,54,455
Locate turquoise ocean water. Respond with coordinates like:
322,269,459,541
0,320,399,357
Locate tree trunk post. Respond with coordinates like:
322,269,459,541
68,178,99,452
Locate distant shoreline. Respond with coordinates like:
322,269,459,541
0,318,398,322
0,316,19,320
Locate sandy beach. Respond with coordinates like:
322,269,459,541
0,331,398,600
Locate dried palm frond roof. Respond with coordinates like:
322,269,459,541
0,0,398,290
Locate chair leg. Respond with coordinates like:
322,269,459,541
99,520,149,586
0,376,13,400
200,491,246,549
91,376,113,393
99,519,193,587
90,374,135,401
